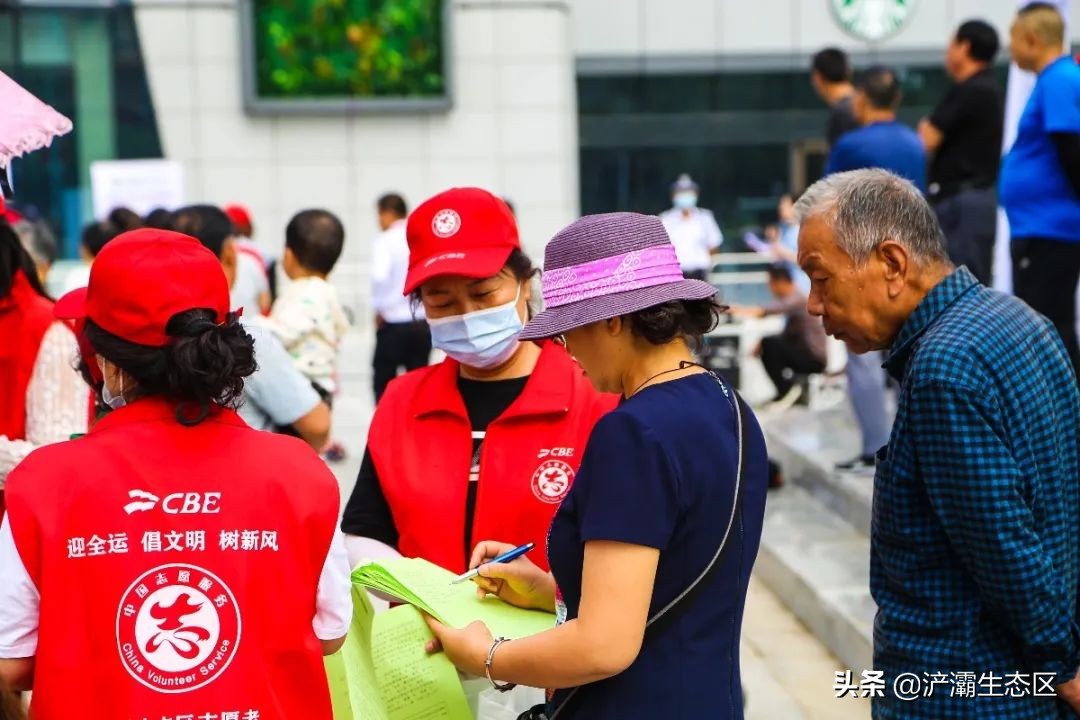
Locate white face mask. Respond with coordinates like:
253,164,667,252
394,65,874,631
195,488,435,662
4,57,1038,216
97,358,127,410
673,191,698,210
427,284,525,369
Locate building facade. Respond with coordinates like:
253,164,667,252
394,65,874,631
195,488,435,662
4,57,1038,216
4,0,1078,266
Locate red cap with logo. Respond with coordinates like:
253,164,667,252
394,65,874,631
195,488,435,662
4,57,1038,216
54,228,230,347
403,187,520,295
224,204,252,233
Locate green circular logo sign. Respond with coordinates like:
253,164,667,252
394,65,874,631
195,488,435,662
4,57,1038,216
830,0,918,43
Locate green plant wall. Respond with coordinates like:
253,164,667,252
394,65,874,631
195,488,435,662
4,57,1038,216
253,0,445,99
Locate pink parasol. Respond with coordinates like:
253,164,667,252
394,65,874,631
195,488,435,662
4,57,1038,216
0,70,73,169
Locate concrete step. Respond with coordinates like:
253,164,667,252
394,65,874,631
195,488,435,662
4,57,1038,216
762,407,873,536
755,484,875,675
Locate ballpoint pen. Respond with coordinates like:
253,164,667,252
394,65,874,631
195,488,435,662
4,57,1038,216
450,542,535,584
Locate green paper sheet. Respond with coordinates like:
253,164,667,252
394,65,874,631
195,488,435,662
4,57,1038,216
325,586,472,720
352,557,556,639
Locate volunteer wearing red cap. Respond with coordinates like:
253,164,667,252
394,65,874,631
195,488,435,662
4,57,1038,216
341,188,615,573
0,229,351,719
222,204,272,316
224,204,253,239
0,218,89,493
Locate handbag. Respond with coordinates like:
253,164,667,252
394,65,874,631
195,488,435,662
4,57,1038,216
518,369,748,720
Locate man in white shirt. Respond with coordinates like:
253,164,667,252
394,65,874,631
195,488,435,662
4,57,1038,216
371,193,430,401
659,174,724,281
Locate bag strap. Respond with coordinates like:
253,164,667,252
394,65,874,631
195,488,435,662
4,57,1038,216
548,369,746,720
644,375,745,638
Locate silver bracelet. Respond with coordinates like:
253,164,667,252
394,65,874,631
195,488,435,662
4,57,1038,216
485,636,516,692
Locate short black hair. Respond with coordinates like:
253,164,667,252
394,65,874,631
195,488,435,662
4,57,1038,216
377,193,407,219
144,208,174,230
82,220,122,258
812,48,851,83
628,298,724,348
171,205,233,259
108,207,145,232
286,209,345,275
767,264,794,283
858,65,901,110
956,20,1000,63
83,309,255,425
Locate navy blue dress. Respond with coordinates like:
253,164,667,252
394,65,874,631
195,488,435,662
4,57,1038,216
546,372,769,719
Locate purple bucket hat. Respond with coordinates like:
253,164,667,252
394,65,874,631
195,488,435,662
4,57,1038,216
520,212,718,341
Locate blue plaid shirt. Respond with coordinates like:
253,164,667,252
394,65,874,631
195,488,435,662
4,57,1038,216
873,268,1080,719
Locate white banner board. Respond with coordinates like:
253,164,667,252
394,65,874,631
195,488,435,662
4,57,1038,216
90,159,185,221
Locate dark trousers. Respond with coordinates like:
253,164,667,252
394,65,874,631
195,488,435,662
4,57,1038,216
1012,237,1080,377
760,335,826,397
933,187,998,286
373,321,432,402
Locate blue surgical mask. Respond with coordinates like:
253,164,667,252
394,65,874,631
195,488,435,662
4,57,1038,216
673,192,698,210
428,285,524,369
98,358,127,410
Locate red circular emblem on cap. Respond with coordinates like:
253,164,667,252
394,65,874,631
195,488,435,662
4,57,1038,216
531,460,574,504
431,209,462,238
116,563,240,694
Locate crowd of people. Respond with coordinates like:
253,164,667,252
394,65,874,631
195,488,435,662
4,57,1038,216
0,3,1077,720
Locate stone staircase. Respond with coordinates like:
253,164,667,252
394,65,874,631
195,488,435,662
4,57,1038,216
755,405,877,676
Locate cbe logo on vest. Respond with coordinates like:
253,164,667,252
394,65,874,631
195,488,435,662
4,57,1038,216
117,563,240,693
531,460,574,504
532,448,576,504
124,490,222,515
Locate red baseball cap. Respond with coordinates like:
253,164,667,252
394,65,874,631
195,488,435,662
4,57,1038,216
224,204,252,233
54,228,230,347
403,187,520,295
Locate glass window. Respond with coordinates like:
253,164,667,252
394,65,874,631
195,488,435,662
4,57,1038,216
2,5,161,257
578,62,1008,237
639,75,713,114
19,11,72,66
0,12,15,67
581,145,789,238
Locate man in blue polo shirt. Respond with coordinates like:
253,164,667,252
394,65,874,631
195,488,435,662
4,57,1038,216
1000,2,1080,377
824,65,926,472
827,65,927,191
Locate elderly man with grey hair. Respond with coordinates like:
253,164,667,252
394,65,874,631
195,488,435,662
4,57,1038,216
796,168,1080,719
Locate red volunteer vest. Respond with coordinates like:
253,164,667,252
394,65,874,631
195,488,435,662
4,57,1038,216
368,342,617,574
5,398,340,720
0,271,56,441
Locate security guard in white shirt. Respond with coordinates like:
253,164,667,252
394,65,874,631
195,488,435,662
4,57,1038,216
659,174,724,281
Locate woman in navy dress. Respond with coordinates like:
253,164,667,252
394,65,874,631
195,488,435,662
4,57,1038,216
425,212,769,719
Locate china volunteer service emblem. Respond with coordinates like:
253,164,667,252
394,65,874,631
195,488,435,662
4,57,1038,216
432,209,462,238
830,0,917,43
531,460,574,504
116,563,240,693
